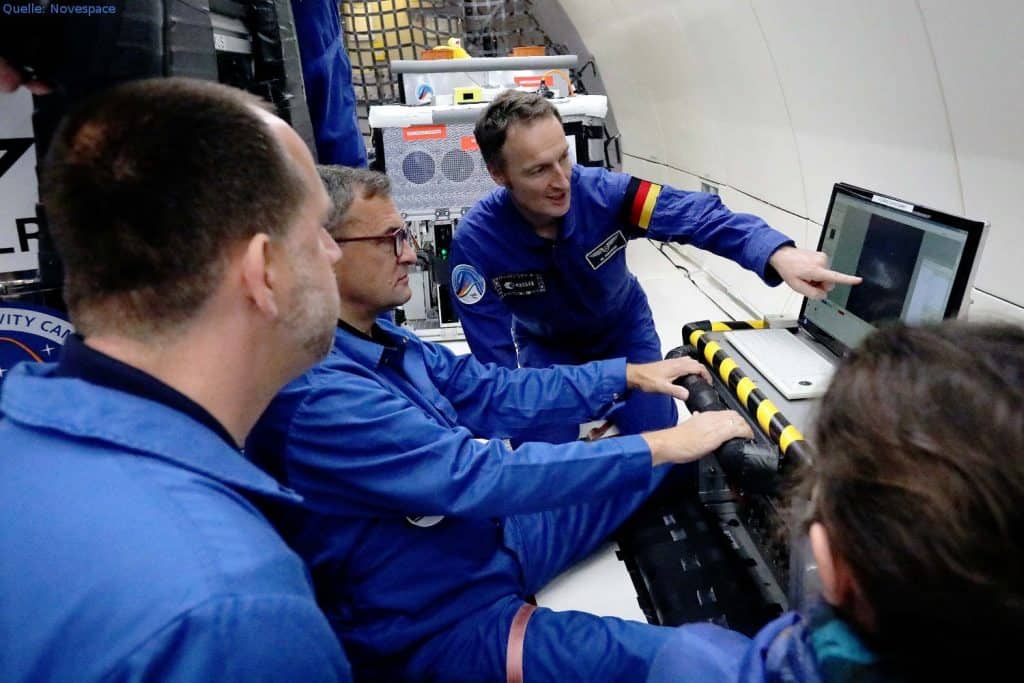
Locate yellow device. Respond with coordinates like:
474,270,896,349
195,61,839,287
454,86,483,104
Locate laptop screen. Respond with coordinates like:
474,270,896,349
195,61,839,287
800,183,987,356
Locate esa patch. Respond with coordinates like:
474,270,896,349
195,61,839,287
585,230,627,270
491,272,546,298
452,264,486,305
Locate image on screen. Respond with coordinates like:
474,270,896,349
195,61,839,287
804,189,973,352
843,214,924,324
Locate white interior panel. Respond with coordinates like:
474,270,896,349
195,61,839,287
752,0,962,223
626,239,731,352
535,542,646,621
967,289,1024,327
619,156,675,187
549,0,1022,318
918,0,1024,307
556,0,669,159
700,187,808,319
653,1,806,214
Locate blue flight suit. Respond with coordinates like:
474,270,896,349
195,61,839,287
292,0,367,166
450,165,793,442
646,603,892,682
249,320,681,681
0,339,351,682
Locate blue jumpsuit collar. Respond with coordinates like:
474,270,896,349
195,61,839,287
55,334,237,449
1,362,300,503
332,319,411,378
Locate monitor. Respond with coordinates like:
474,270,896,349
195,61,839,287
800,182,987,356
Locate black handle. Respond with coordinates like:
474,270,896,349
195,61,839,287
675,373,780,493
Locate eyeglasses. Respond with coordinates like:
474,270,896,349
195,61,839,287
333,226,415,259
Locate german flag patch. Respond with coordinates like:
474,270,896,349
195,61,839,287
622,177,662,230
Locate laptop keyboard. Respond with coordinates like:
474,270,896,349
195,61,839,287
722,329,835,400
726,329,833,374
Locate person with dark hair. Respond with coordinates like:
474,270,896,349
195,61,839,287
451,89,861,444
247,165,755,682
646,320,1024,681
0,78,351,681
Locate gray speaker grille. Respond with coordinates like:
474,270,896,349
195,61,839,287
382,122,498,215
441,149,474,182
402,151,435,184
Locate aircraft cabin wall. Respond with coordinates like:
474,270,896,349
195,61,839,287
536,0,1024,325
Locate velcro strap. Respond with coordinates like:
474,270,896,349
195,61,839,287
506,602,537,683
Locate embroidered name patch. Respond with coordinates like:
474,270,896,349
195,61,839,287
585,230,627,270
491,272,547,298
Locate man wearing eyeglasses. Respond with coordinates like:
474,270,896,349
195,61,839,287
248,165,754,682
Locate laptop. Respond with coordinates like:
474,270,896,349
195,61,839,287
723,182,988,400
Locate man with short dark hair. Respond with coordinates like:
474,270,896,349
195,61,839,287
0,78,351,681
249,165,754,681
452,89,861,443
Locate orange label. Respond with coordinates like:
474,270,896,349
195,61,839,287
513,75,553,87
402,125,448,141
460,136,479,152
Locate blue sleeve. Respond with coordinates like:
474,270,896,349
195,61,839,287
647,611,811,682
117,596,351,682
449,233,518,369
643,187,793,285
285,371,653,518
647,623,753,682
421,339,628,436
291,0,367,166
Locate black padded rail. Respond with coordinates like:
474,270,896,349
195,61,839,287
681,320,813,471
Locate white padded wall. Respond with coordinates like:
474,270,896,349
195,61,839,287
918,0,1024,309
647,1,805,215
552,0,1024,316
556,0,670,158
558,0,806,215
752,0,962,223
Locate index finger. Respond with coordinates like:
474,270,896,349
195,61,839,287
817,268,862,285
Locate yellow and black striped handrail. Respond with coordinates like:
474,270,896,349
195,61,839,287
681,320,812,469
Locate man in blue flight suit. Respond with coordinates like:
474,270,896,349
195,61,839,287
0,79,351,681
248,166,754,682
450,90,861,443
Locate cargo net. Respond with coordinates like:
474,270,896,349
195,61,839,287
340,0,563,150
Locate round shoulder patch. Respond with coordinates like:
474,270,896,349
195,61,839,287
415,83,434,104
451,264,486,306
0,303,73,388
406,515,445,528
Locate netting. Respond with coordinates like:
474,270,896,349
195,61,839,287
339,0,558,149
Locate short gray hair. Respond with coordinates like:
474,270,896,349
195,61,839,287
317,165,392,236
